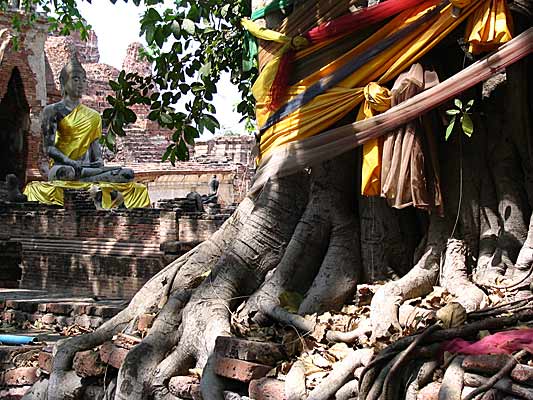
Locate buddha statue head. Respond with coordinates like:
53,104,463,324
59,54,87,99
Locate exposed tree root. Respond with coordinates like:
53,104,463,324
463,350,527,400
441,239,488,312
438,355,465,400
285,360,307,400
307,348,373,400
369,213,448,340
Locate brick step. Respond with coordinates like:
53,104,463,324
14,238,163,258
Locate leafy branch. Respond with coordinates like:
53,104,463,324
3,0,257,164
445,98,474,140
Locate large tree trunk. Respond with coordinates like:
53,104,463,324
38,4,533,400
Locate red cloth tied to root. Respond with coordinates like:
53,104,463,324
442,329,533,355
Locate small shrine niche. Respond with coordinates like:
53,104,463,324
0,67,30,183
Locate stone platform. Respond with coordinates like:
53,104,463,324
0,190,232,298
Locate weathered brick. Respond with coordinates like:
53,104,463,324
417,382,441,400
214,357,272,383
137,313,155,331
0,385,32,400
249,378,286,400
38,350,53,374
215,336,286,366
1,367,40,386
462,354,509,374
511,364,533,386
168,376,200,399
99,342,129,369
45,302,73,315
73,350,105,377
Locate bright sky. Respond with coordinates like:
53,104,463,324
75,1,246,136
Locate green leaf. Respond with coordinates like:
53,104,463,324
445,116,456,141
160,113,173,125
202,114,220,133
467,99,474,108
109,80,120,91
146,25,156,45
176,138,189,160
446,109,460,115
170,21,180,38
183,125,198,145
199,61,211,78
454,98,463,109
124,108,137,124
182,19,195,35
461,114,474,137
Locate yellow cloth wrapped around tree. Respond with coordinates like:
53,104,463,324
23,181,151,209
357,83,391,196
465,0,512,54
254,0,513,163
54,103,102,163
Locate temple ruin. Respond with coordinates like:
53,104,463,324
0,9,254,298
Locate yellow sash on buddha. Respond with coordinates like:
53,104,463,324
23,181,151,209
55,103,102,162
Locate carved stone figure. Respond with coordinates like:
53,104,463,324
204,174,219,204
88,186,125,210
41,55,134,183
5,174,27,202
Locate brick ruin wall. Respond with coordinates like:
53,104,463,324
0,190,227,298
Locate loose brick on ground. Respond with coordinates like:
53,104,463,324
214,356,272,383
99,342,130,369
168,376,201,399
73,349,105,377
38,350,53,374
137,313,155,331
1,367,40,386
511,364,533,386
215,336,286,366
249,378,286,400
0,385,32,400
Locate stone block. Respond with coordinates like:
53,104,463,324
99,342,129,369
137,313,155,331
38,351,53,374
1,367,40,386
168,376,200,399
215,336,286,366
214,356,272,383
249,378,286,400
73,350,105,377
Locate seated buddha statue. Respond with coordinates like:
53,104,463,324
41,55,134,183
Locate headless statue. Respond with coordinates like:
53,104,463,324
41,55,133,183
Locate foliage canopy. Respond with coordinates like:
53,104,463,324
1,0,256,163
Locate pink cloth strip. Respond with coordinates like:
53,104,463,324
305,0,425,43
250,28,533,194
442,329,533,355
